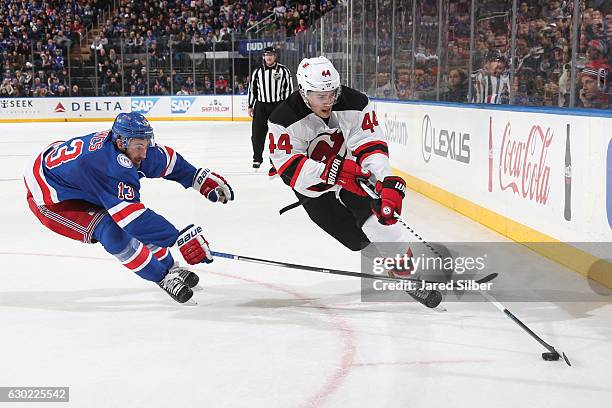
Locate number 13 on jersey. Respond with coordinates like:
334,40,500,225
269,133,293,154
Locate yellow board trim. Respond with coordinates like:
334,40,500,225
0,117,252,123
393,168,612,290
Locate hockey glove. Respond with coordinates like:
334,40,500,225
371,176,406,225
321,155,371,197
176,224,213,265
193,168,235,204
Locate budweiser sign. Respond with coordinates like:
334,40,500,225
495,120,553,205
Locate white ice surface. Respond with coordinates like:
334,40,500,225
0,121,610,408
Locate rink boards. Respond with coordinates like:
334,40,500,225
0,95,251,122
2,95,610,288
374,100,612,289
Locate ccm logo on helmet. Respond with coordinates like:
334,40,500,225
177,226,203,246
322,70,331,77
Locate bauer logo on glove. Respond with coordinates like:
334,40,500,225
176,224,213,265
193,168,235,204
176,225,203,246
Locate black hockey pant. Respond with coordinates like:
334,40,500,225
295,189,374,251
251,101,281,163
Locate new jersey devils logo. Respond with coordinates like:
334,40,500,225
307,130,346,162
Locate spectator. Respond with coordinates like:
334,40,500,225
215,75,229,94
578,67,609,108
294,19,307,35
236,82,247,95
442,69,468,102
586,40,610,71
105,76,121,96
274,1,286,18
176,85,190,95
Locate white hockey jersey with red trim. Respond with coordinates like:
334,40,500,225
267,86,391,197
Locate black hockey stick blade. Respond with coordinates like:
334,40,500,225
475,273,498,284
562,352,572,366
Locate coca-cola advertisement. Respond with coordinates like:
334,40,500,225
488,117,554,206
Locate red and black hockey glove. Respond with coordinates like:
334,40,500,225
371,176,406,225
321,155,371,196
193,168,235,204
176,225,213,265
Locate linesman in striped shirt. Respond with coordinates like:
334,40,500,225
248,46,293,175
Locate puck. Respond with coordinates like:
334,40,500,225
542,352,560,361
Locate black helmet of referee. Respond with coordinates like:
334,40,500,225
263,46,277,56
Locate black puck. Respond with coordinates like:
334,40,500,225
542,352,560,361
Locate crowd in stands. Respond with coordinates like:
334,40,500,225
88,0,336,95
1,0,112,97
1,0,611,109
372,0,611,108
1,0,336,97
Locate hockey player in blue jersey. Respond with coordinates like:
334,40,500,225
24,112,234,304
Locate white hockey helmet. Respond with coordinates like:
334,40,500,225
296,56,341,107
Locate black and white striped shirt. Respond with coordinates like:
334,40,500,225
472,70,510,104
248,63,293,107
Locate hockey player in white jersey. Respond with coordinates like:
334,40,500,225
266,56,442,307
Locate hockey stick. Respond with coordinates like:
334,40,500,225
211,250,497,286
358,180,446,259
480,291,572,366
362,180,571,364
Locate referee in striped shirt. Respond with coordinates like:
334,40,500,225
248,46,293,175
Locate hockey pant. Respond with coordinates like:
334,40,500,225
26,191,174,282
296,189,412,253
251,101,281,163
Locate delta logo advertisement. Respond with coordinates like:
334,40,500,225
171,97,196,114
131,97,159,114
54,100,124,113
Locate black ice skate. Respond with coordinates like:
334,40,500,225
388,269,442,309
169,264,199,288
158,270,194,304
406,288,442,309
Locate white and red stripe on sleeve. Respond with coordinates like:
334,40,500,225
108,201,146,228
158,145,177,177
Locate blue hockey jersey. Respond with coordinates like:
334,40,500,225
24,130,198,247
